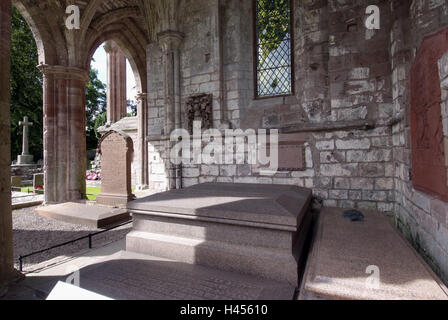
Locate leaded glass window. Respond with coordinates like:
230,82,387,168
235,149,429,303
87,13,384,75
254,0,293,98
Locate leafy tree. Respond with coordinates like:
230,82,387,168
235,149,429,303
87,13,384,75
10,6,42,161
256,0,290,66
94,112,107,140
85,68,106,150
126,99,137,117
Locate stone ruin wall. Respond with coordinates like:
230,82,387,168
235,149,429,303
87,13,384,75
145,0,448,281
391,0,448,283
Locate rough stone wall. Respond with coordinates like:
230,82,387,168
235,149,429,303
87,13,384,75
146,0,397,211
143,0,448,282
391,0,448,283
147,40,169,191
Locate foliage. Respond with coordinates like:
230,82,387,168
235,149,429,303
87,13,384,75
256,0,290,67
86,68,107,149
10,6,43,161
127,99,137,117
94,112,107,139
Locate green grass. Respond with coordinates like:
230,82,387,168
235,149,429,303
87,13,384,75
86,186,101,201
20,187,34,193
19,186,133,201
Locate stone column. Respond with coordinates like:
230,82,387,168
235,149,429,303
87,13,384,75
104,41,127,124
0,0,20,294
38,65,89,204
136,92,148,189
158,31,183,190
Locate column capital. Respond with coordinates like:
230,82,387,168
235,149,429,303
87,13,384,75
104,40,123,54
157,30,184,52
136,92,148,102
103,41,113,53
37,64,90,83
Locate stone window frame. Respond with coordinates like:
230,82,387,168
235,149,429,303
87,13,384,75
252,0,295,100
438,52,448,188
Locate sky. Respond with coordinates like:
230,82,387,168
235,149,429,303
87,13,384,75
91,44,137,103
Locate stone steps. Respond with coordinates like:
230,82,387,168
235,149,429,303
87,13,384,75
126,230,299,285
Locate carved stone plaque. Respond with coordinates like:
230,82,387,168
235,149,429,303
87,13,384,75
185,93,213,134
257,134,306,172
410,27,448,201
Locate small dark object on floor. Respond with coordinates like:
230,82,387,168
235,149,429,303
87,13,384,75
343,210,364,222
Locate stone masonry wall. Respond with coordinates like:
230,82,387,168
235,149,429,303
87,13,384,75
391,0,448,283
143,0,448,282
146,0,396,212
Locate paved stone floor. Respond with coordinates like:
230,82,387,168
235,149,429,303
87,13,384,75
3,240,295,300
12,206,131,272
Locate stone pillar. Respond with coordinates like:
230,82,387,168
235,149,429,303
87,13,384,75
0,0,20,293
158,31,183,190
38,65,89,204
104,41,127,124
136,92,149,189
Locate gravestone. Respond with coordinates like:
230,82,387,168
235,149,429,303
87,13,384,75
11,176,21,191
17,116,34,165
33,173,44,194
96,130,135,208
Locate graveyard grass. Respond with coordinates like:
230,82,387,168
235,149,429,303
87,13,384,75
19,186,102,201
86,187,101,200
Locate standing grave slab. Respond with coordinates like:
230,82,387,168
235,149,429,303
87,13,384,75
126,182,313,286
96,130,135,208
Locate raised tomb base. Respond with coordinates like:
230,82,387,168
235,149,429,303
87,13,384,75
126,183,313,286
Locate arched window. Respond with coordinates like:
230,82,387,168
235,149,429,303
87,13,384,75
254,0,293,98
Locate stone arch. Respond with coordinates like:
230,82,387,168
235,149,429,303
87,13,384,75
84,8,148,94
86,32,146,94
12,0,68,66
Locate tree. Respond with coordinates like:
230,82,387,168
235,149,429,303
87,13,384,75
85,68,106,150
127,99,137,117
256,0,290,66
10,7,43,162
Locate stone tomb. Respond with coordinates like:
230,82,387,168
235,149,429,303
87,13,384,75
36,202,129,229
96,130,135,208
126,183,313,286
299,208,448,300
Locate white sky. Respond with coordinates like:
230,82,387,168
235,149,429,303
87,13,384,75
91,44,137,103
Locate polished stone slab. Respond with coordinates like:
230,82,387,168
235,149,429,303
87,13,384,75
36,202,130,228
4,242,295,300
127,183,313,286
128,183,312,228
299,207,448,300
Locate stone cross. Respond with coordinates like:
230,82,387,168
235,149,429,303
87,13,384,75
19,116,33,155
